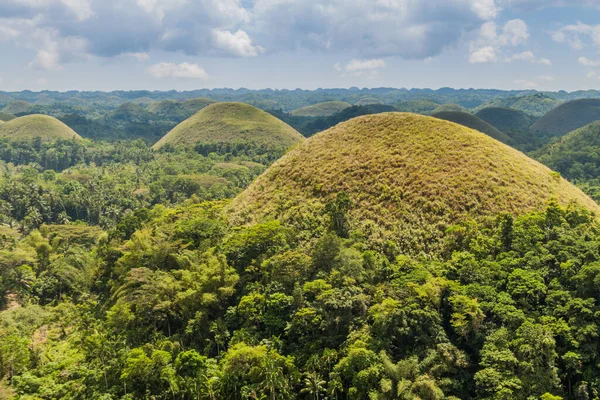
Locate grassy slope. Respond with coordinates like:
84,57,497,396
2,101,32,115
531,99,600,138
152,102,305,150
181,98,216,114
228,113,599,252
432,111,513,143
0,115,83,142
474,94,561,117
147,100,179,114
291,101,352,117
395,100,440,115
475,107,535,133
0,113,15,122
433,104,468,113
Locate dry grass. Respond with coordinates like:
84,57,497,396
228,113,599,252
0,114,82,142
291,101,352,117
152,102,304,150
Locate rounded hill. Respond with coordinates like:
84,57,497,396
228,113,598,252
531,99,600,138
0,113,15,122
536,121,600,181
433,104,468,113
291,101,351,117
0,114,82,142
152,102,304,152
2,100,32,115
475,107,535,133
432,111,512,143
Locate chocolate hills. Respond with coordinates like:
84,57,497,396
530,99,600,138
152,102,304,153
0,114,82,142
475,107,535,134
432,111,512,143
291,101,351,117
228,113,598,252
2,100,31,115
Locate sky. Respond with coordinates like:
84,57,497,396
1,0,600,92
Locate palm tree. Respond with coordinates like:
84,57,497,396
300,371,326,400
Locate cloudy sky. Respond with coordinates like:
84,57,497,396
1,0,600,91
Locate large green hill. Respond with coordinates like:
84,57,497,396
2,100,32,115
475,93,561,117
0,113,15,122
530,99,600,138
432,111,512,143
475,107,535,134
152,102,304,153
291,101,351,117
432,104,468,113
0,114,83,142
228,113,598,252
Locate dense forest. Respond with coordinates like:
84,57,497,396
3,89,600,399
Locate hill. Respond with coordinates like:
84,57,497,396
0,113,15,122
2,100,32,115
147,100,180,115
433,104,468,113
475,94,561,117
110,102,152,121
181,98,216,115
530,99,600,138
395,99,439,115
147,98,216,121
0,114,83,142
432,111,512,143
536,122,600,181
228,113,598,252
355,97,384,106
291,101,351,117
152,102,304,154
475,107,535,133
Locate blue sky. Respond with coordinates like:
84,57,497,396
1,0,600,91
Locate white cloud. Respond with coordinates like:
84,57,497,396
579,56,600,67
469,19,532,63
148,62,209,79
552,22,600,50
514,75,555,87
212,29,264,57
470,46,497,63
509,51,552,64
122,52,150,61
336,58,386,78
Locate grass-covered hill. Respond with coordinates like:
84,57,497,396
536,122,600,186
152,102,305,155
475,93,561,117
228,113,598,252
146,98,216,122
2,100,32,115
432,110,512,143
0,114,82,142
530,98,600,139
110,102,153,122
290,101,351,117
475,107,536,134
395,99,440,115
432,103,468,113
355,96,384,106
0,113,15,122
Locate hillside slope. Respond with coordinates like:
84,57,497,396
475,107,535,133
531,99,600,138
432,111,513,143
152,102,304,152
0,114,83,142
291,101,351,117
228,113,598,252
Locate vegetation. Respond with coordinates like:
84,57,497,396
475,107,535,134
2,100,32,115
147,98,216,121
152,103,305,157
0,113,15,122
0,115,82,142
475,93,562,117
432,103,468,113
290,101,351,117
395,99,440,115
531,99,600,140
229,113,597,254
432,111,513,144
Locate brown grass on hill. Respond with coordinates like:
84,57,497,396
228,113,599,253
